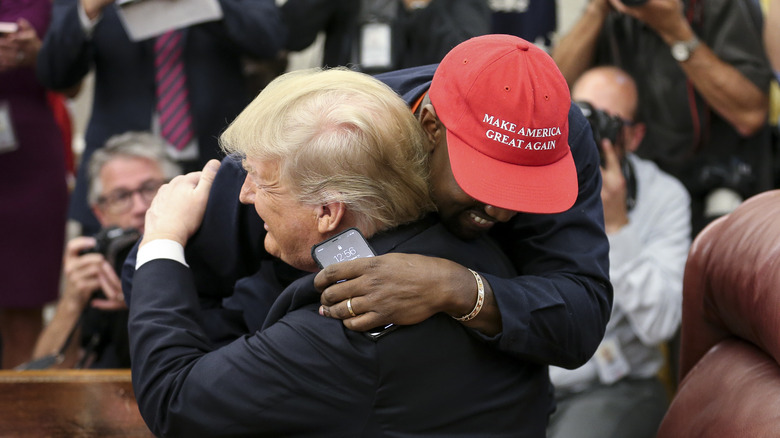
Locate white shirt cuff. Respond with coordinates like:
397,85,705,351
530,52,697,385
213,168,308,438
77,2,101,37
136,239,189,269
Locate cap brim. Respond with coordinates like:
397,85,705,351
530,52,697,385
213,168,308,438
446,130,578,214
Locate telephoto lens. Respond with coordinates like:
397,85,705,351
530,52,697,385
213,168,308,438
621,0,648,5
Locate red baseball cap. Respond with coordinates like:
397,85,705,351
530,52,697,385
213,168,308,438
428,34,577,214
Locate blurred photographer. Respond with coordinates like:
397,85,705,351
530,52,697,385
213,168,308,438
553,0,773,235
548,66,691,438
28,132,180,369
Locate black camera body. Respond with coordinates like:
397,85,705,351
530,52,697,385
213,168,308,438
575,100,637,211
696,158,754,196
79,226,141,275
574,101,625,165
691,157,755,219
15,226,141,370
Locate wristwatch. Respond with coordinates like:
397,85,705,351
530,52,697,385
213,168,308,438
670,36,701,62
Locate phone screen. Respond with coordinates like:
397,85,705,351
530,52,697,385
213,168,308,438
311,228,398,340
311,228,376,269
0,22,19,34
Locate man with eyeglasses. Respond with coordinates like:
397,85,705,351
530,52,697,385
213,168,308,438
29,132,180,369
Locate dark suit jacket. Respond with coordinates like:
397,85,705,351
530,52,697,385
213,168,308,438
130,219,552,437
36,0,286,234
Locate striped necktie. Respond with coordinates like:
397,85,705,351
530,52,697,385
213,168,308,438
154,30,194,150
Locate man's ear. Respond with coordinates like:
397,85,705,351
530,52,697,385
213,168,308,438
626,122,646,153
419,104,442,154
316,202,346,234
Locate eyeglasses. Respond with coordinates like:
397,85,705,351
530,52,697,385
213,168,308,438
97,179,166,214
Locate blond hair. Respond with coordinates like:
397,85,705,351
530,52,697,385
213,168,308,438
221,68,435,232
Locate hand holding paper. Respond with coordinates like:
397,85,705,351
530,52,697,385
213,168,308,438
116,0,223,41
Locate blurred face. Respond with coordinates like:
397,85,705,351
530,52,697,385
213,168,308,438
571,69,643,156
238,157,322,272
92,156,166,233
424,111,517,240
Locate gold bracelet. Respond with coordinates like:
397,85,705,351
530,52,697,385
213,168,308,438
454,269,485,322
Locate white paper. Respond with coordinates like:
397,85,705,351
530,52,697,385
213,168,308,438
116,0,223,42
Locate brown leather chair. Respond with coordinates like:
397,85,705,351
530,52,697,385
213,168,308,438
656,189,780,437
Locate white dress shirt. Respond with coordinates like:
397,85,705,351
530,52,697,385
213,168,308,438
550,153,691,391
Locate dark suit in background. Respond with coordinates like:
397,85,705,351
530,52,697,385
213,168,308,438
130,218,555,437
281,0,490,73
36,0,286,235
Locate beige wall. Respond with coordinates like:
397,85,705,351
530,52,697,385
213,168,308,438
559,0,588,37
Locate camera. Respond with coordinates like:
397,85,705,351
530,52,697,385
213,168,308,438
575,100,637,211
696,158,753,194
620,0,649,5
14,226,141,370
574,101,625,165
79,226,141,275
693,158,755,219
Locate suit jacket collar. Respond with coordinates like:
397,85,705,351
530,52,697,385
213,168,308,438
261,214,438,329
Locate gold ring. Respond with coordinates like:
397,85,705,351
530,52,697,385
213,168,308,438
346,297,357,317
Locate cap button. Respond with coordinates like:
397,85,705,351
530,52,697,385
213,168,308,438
516,41,530,51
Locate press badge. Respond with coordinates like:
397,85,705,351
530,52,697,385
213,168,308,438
0,101,18,154
359,22,392,70
594,336,630,385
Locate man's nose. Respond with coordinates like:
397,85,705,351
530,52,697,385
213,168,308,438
131,191,150,212
238,177,254,204
484,204,517,223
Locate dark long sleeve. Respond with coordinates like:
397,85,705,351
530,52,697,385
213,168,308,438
400,0,490,69
200,0,287,58
477,105,611,369
373,68,613,367
281,0,357,56
129,225,551,437
37,0,285,91
36,0,92,91
129,261,376,437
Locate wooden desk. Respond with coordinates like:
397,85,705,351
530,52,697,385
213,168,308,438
0,369,153,437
